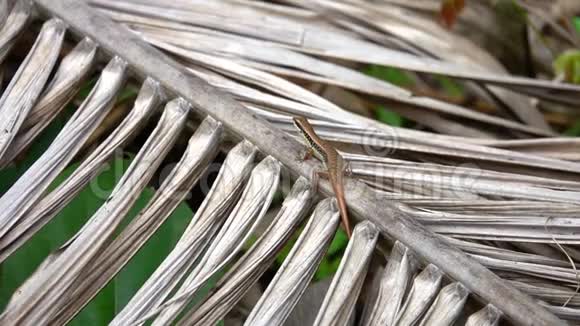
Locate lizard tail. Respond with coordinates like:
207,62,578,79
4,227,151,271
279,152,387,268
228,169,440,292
339,198,352,239
331,180,352,239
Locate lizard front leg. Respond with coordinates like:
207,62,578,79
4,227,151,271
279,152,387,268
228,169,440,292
296,147,315,162
303,147,315,161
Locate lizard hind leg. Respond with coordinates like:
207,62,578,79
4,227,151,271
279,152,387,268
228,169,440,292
344,162,353,177
317,170,329,179
308,169,330,194
309,168,320,193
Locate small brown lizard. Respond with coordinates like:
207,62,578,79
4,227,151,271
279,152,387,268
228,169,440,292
293,116,352,238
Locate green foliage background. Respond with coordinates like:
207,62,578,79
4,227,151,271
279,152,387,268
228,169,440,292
0,113,193,324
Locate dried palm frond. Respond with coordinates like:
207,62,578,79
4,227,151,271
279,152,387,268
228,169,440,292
0,0,579,325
